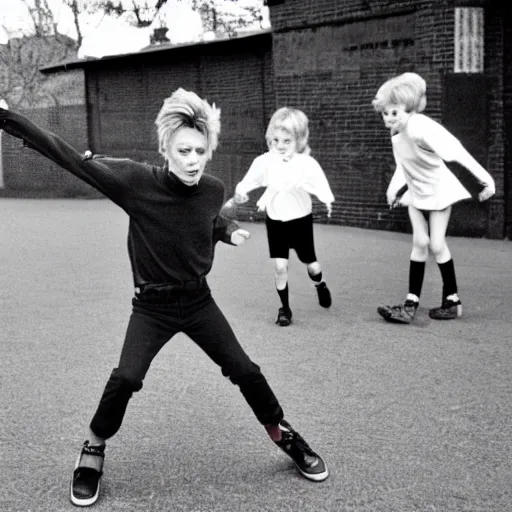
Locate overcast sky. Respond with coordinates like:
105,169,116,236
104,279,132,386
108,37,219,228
0,0,269,57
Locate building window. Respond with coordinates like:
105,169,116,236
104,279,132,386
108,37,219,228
454,7,484,73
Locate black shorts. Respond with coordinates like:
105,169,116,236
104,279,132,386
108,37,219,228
265,213,317,263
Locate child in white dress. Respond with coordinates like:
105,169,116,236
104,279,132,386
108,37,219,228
234,107,335,326
373,72,495,323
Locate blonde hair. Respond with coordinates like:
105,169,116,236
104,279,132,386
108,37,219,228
372,72,427,113
265,107,311,154
155,88,221,160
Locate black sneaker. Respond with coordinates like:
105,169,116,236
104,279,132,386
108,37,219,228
274,420,329,482
377,299,418,324
70,441,105,507
429,297,462,320
276,307,292,326
316,282,332,308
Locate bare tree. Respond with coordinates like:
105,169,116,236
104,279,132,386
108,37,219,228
0,1,79,108
22,0,58,36
190,0,265,36
0,30,78,108
62,0,87,48
97,0,265,35
98,0,162,26
0,0,266,107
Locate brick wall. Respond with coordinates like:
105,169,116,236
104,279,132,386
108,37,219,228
267,0,506,238
267,0,421,29
481,6,506,238
86,34,273,213
502,9,512,239
0,105,101,198
22,2,504,237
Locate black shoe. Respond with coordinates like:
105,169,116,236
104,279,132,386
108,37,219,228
70,441,105,507
429,296,462,320
315,282,332,308
274,420,329,482
377,299,418,324
276,307,292,326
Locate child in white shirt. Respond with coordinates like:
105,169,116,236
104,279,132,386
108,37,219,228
234,107,335,326
373,72,495,323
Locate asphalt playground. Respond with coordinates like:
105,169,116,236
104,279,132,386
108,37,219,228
0,198,511,512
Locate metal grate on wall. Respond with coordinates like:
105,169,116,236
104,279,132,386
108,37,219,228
454,7,484,73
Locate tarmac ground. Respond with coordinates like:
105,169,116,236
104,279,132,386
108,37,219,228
1,198,511,512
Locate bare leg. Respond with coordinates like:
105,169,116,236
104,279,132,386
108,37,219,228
273,257,289,290
429,207,452,263
306,261,321,276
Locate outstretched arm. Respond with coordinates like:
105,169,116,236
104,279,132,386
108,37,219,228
409,115,495,201
0,107,136,204
234,154,267,203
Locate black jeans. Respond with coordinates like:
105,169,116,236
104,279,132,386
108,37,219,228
90,285,283,439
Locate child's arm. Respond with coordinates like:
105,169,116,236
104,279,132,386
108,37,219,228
234,154,267,203
299,157,335,216
386,160,408,207
409,115,495,201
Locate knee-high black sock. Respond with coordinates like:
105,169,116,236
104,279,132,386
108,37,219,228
437,259,458,298
308,271,323,284
408,260,426,299
277,285,290,311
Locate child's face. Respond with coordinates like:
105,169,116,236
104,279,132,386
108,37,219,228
381,103,412,133
270,128,297,161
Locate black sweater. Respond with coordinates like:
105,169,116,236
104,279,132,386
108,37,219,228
0,109,238,287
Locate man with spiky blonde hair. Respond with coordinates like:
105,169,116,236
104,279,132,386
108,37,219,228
0,88,329,508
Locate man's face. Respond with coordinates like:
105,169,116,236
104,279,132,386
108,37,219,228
167,127,209,186
270,128,298,161
381,103,412,133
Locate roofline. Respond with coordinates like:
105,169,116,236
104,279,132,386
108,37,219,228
40,28,272,74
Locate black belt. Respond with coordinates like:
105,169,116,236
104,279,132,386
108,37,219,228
135,275,207,299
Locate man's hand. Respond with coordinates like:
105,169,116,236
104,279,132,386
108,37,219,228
231,229,251,246
326,203,332,218
234,192,249,204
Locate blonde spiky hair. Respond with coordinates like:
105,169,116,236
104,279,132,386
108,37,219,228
155,88,221,160
372,72,427,113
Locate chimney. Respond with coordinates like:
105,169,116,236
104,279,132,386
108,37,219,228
151,27,170,44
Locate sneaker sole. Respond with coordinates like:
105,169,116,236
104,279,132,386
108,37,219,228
70,484,100,507
295,463,330,482
384,316,413,324
70,450,102,507
429,304,463,320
